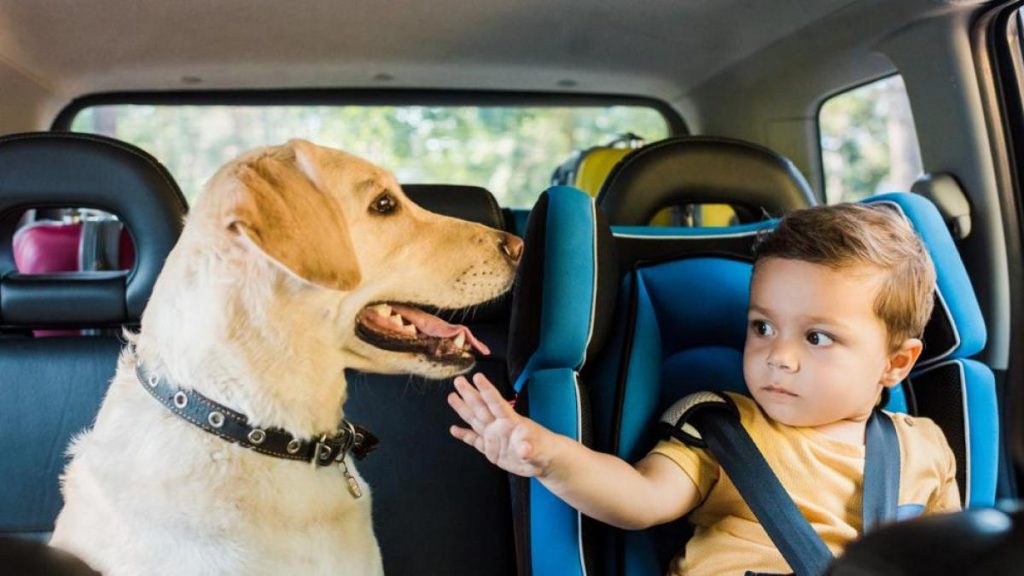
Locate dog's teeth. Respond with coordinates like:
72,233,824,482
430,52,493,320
453,333,466,349
371,304,392,317
401,324,417,336
388,314,404,327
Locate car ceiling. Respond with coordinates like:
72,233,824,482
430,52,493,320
0,1,970,120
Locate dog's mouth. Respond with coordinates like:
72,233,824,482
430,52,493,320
354,303,490,366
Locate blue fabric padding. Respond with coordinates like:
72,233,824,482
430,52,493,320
638,258,752,358
617,274,664,461
612,221,773,238
865,193,986,361
526,367,586,576
896,504,925,520
661,347,747,408
589,275,634,454
624,531,660,576
885,383,909,414
513,186,596,393
960,359,999,507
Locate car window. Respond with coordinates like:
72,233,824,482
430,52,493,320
70,104,670,208
819,75,923,204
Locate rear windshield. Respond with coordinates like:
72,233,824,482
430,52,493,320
70,104,671,208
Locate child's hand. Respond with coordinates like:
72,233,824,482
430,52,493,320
448,373,554,478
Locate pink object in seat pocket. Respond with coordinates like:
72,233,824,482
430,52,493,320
13,222,82,274
12,222,84,337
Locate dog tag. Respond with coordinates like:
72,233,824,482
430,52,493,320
341,462,363,499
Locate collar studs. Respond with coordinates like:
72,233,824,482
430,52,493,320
147,375,160,388
248,429,267,445
173,391,188,409
208,411,225,428
287,439,301,454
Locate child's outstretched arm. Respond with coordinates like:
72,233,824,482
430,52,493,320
448,373,701,530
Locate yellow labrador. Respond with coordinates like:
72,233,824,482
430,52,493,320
50,140,522,575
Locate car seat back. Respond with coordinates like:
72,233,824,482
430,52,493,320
344,183,521,576
0,132,186,539
592,193,997,575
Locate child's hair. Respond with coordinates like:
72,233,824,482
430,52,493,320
753,203,937,351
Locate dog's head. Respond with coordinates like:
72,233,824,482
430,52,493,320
198,139,521,380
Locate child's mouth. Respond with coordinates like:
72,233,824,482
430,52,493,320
763,385,798,397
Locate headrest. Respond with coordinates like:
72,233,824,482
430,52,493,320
507,186,618,391
863,193,986,365
597,136,816,225
617,192,985,367
0,132,187,328
402,184,506,231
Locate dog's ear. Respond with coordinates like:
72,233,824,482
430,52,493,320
289,139,325,188
223,143,362,291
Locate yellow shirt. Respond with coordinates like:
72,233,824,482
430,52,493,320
649,392,961,576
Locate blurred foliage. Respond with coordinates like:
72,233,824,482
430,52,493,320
819,75,923,204
72,104,669,208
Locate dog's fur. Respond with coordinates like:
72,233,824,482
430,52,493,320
49,140,520,575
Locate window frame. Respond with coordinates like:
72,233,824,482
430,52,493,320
815,72,923,202
51,88,687,135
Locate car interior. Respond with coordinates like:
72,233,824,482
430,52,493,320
0,0,1022,574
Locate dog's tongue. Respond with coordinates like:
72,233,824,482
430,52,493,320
390,304,490,356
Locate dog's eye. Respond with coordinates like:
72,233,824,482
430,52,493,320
371,193,398,215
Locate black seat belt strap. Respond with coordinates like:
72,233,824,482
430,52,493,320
862,409,900,532
659,392,901,576
690,405,833,576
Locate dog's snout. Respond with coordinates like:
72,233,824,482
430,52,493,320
501,234,524,264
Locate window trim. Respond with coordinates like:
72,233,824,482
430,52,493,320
814,71,913,200
976,0,1024,494
51,88,687,135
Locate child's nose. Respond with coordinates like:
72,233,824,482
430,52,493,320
766,342,798,371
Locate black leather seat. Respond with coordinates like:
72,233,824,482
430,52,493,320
596,135,817,226
0,132,186,539
344,183,517,576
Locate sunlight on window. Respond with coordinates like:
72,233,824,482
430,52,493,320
72,105,669,208
819,75,923,204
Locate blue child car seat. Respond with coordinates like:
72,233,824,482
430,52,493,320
505,186,619,576
590,192,998,575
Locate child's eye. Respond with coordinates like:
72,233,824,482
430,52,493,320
751,319,775,337
806,331,835,346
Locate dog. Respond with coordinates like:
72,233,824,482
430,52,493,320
49,139,523,575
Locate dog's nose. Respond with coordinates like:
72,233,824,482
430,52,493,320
501,234,524,263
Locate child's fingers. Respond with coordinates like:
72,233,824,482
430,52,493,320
447,392,480,430
471,372,497,392
453,376,494,425
450,425,484,452
476,376,517,420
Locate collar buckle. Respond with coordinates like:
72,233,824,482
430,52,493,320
311,421,356,468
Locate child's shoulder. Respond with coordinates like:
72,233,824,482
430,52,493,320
885,411,956,464
886,411,947,441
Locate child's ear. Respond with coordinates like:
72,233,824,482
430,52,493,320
880,338,924,388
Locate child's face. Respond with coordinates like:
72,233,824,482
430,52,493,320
744,257,896,428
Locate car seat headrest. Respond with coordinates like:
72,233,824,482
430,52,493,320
402,184,506,230
507,187,618,390
863,193,986,365
0,132,187,328
597,136,816,225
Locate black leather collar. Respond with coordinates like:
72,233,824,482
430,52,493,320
133,350,379,471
